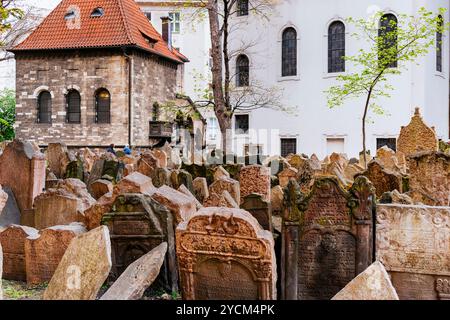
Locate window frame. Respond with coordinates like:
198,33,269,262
376,137,397,152
378,13,398,69
234,114,249,135
280,138,297,157
37,91,52,124
168,12,181,34
436,15,444,73
95,88,111,124
66,89,81,124
328,21,346,73
236,54,250,87
282,27,298,77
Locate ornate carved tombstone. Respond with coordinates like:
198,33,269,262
376,204,450,300
241,193,272,231
281,176,375,300
176,207,277,300
101,193,178,292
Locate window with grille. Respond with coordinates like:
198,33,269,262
376,138,397,152
236,55,249,87
66,89,81,123
237,0,249,16
235,114,249,134
95,88,110,123
379,14,398,68
280,138,297,157
37,91,51,124
145,12,152,21
437,15,443,72
282,27,297,77
169,12,180,33
328,21,345,73
207,117,218,140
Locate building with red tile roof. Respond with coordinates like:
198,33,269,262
11,0,189,147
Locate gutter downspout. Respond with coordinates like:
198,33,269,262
123,48,133,146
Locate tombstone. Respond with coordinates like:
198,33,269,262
203,191,238,208
151,185,197,226
43,226,112,300
101,194,178,292
102,160,124,182
309,154,322,171
332,261,399,300
65,158,84,180
151,167,172,188
86,159,105,194
178,184,202,210
241,193,272,231
270,185,284,215
362,160,405,197
137,152,159,177
0,225,38,281
397,108,438,156
281,176,375,300
208,177,240,205
25,223,87,284
376,146,407,174
193,177,209,204
376,203,450,300
379,189,414,205
407,152,449,206
213,166,230,181
178,170,194,194
0,243,2,299
82,147,97,173
113,172,155,196
46,142,71,178
0,186,7,213
152,149,168,168
176,207,277,300
116,150,126,158
100,242,167,300
84,192,115,230
90,179,113,200
0,187,20,227
0,139,46,219
239,165,271,204
278,167,298,188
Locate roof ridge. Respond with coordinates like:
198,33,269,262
116,0,135,45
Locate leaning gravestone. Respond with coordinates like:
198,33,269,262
376,204,450,300
397,108,438,156
0,186,21,228
332,261,399,300
65,158,84,181
176,207,277,300
43,226,112,300
25,223,87,284
281,176,375,300
46,142,71,178
100,242,168,300
361,160,405,197
0,224,38,281
241,193,272,231
102,194,178,292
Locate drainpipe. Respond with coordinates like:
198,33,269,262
123,48,133,146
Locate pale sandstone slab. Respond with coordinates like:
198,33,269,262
208,177,240,205
193,177,209,203
0,185,7,213
113,172,155,196
100,242,167,300
332,261,399,300
43,226,112,300
178,184,202,210
278,166,298,188
213,166,230,181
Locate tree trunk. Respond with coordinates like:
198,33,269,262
207,0,232,152
362,88,373,169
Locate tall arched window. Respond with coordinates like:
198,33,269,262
236,54,249,87
328,21,345,73
66,89,81,123
37,91,52,124
379,13,398,68
282,27,297,77
95,88,111,123
437,15,443,72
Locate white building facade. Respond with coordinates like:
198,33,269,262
226,0,450,158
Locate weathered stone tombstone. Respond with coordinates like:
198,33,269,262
137,152,159,177
239,165,271,204
361,160,406,197
376,203,450,300
281,176,375,300
90,179,113,200
208,177,240,205
0,186,21,227
176,207,277,300
213,166,230,181
101,193,178,292
0,243,3,299
46,142,71,178
151,167,172,188
241,193,272,231
278,166,298,188
43,226,112,300
407,152,449,206
397,108,438,156
0,224,38,281
376,146,407,174
193,177,209,204
178,169,194,194
0,139,46,220
86,159,105,194
270,185,284,215
102,160,124,182
65,158,84,181
24,223,87,284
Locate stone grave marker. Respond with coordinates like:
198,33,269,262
241,193,272,231
0,186,21,227
239,165,271,204
362,160,405,197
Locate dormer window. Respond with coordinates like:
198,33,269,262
64,10,76,20
91,7,104,18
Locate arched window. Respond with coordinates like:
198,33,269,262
37,91,51,124
379,14,398,68
437,15,443,72
66,89,81,123
236,54,249,87
237,0,249,17
328,21,345,73
282,27,297,77
95,88,111,123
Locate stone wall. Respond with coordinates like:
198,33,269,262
15,49,180,147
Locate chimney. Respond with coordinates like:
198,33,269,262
161,16,173,50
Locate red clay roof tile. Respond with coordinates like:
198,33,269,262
12,0,187,63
